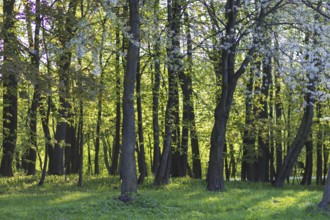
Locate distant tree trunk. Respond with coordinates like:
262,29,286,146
49,0,77,175
318,165,330,210
137,60,147,185
275,74,283,176
77,99,84,187
273,74,316,187
316,102,323,185
257,56,272,182
151,0,161,176
168,0,183,178
120,0,139,195
301,132,313,185
111,8,123,175
154,0,181,185
241,62,257,182
101,136,111,174
24,0,41,176
174,5,202,179
1,0,18,177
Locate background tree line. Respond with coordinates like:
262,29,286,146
0,0,330,198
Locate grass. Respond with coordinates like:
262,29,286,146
0,174,329,220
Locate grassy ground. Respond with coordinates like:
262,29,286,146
0,174,329,220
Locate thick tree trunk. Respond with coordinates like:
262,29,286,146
120,0,139,195
1,0,18,177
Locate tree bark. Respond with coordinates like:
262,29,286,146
301,133,313,185
120,0,139,195
111,8,123,175
151,0,161,176
1,0,18,177
318,165,330,210
273,75,316,187
137,60,147,184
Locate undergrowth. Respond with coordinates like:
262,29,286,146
0,174,329,219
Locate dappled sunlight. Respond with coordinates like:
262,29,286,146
50,192,91,205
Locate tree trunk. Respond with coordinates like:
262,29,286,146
49,0,77,175
301,133,313,185
25,0,41,175
120,0,139,195
273,75,316,187
318,165,330,210
111,9,123,175
257,56,272,182
316,102,323,185
151,0,161,177
241,62,257,182
136,60,147,185
1,0,18,177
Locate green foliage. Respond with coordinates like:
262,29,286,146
0,175,329,220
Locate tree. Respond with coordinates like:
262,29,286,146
120,0,140,196
1,0,18,177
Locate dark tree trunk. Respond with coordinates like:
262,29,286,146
77,99,84,187
275,74,283,176
207,0,256,191
38,96,52,186
318,165,330,210
241,62,257,182
25,0,41,176
137,60,147,185
301,133,313,185
273,74,316,187
49,0,77,175
257,56,272,182
1,0,18,177
151,0,161,177
120,0,139,195
168,0,183,178
101,136,111,174
154,0,181,185
316,102,323,185
111,11,123,175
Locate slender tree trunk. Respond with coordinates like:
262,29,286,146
273,75,316,187
241,63,257,181
257,56,272,182
111,9,123,175
301,132,313,185
77,99,84,187
120,0,139,195
154,0,181,185
136,60,147,184
316,102,323,185
49,0,77,175
101,136,111,174
151,0,161,176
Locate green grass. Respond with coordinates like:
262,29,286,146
0,174,329,220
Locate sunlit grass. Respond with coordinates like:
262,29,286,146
0,174,329,219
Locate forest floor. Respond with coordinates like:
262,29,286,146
0,174,329,219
